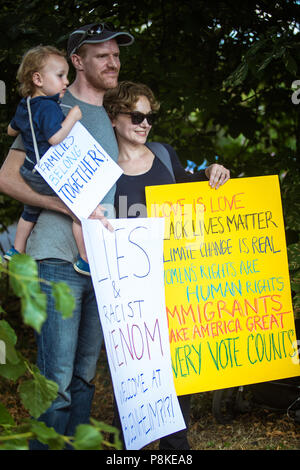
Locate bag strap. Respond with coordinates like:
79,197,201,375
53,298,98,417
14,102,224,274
26,96,40,168
146,142,175,182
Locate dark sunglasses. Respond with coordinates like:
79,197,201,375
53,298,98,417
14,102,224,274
119,111,157,125
84,23,115,36
75,23,116,50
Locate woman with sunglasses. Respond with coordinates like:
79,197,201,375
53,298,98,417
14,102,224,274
104,81,230,221
103,81,230,450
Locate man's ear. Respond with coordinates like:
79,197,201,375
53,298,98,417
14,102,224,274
70,54,84,71
32,72,43,87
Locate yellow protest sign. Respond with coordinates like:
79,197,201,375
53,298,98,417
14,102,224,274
146,175,300,395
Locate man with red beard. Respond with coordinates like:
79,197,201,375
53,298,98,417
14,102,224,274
0,23,134,449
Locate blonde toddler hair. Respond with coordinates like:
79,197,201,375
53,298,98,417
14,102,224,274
17,45,66,97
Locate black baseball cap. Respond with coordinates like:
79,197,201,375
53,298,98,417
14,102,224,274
67,22,134,57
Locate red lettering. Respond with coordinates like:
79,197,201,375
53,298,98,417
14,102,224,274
209,192,246,213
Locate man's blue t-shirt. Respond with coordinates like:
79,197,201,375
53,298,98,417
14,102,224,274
10,94,64,167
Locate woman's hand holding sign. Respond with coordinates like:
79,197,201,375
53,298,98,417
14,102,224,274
205,164,230,189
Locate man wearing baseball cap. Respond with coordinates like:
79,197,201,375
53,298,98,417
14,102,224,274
0,21,134,449
67,22,134,56
65,23,133,109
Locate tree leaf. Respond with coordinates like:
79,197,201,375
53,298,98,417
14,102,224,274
284,53,298,76
224,63,248,88
0,319,18,364
19,366,58,418
8,255,47,333
9,254,38,294
51,282,75,319
90,418,123,449
288,243,300,270
0,402,15,426
29,420,65,450
291,271,300,293
20,291,47,333
72,424,103,450
0,351,27,381
0,440,28,450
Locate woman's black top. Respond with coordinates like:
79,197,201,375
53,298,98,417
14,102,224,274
114,143,207,218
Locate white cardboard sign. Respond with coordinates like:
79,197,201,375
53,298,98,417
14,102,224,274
82,218,186,450
35,122,123,219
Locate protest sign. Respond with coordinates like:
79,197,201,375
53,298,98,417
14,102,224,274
146,175,300,395
82,218,186,450
35,122,123,219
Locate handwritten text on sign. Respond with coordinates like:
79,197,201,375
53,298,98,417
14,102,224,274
146,176,300,395
35,122,123,219
82,218,185,450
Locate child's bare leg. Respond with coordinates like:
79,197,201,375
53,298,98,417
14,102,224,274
14,217,35,253
72,221,88,262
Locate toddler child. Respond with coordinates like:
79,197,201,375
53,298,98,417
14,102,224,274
5,45,91,275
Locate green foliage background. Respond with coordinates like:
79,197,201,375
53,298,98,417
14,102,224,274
0,0,298,311
0,0,299,449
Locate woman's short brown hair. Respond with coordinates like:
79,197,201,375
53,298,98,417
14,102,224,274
103,81,160,120
17,45,66,97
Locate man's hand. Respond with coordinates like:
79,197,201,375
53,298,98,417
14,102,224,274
205,164,230,189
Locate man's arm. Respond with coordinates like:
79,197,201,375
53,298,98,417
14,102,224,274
0,149,112,228
0,149,72,216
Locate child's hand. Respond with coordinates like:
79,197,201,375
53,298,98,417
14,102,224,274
69,105,82,122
